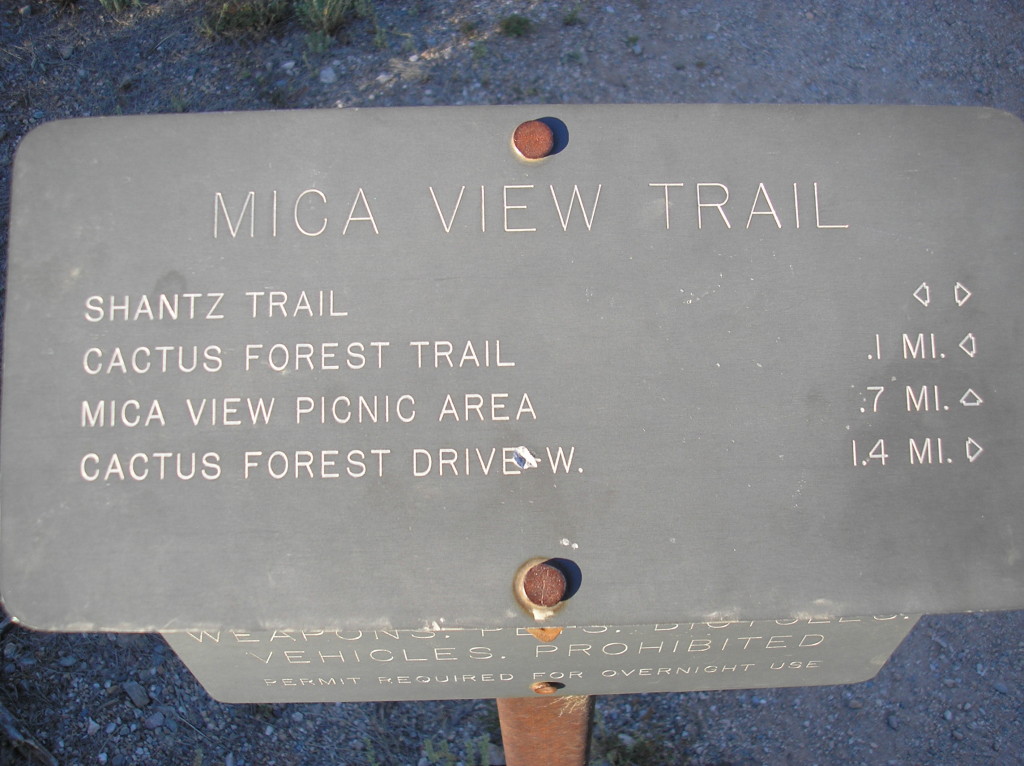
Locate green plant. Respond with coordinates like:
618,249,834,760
499,13,534,37
305,29,334,54
200,0,290,38
99,0,137,11
471,41,489,62
591,732,667,765
294,0,373,36
362,736,383,766
422,735,492,766
169,92,190,113
563,5,583,26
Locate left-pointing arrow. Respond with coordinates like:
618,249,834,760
913,282,931,307
959,333,978,358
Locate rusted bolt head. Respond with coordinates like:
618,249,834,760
513,120,555,160
522,562,567,607
530,681,562,695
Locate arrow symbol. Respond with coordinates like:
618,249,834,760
960,389,984,407
959,333,977,358
913,282,931,307
966,438,984,463
954,282,972,307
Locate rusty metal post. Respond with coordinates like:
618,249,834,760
496,694,593,766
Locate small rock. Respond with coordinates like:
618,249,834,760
281,60,295,71
319,67,337,84
993,681,1009,694
225,755,235,766
144,711,164,730
122,681,151,708
886,713,900,730
952,729,966,741
19,5,32,17
618,733,636,748
105,722,117,734
489,743,506,765
60,655,78,667
98,754,108,765
59,45,74,60
847,699,864,709
291,711,304,723
631,43,643,55
87,718,101,736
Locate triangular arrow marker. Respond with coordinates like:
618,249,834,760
966,438,984,463
960,389,984,407
913,282,931,307
954,282,972,307
959,333,977,358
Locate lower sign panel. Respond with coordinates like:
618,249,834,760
164,615,919,702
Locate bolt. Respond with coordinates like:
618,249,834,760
523,562,566,607
530,681,562,695
513,120,555,160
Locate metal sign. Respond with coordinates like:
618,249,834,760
2,105,1023,635
163,615,919,702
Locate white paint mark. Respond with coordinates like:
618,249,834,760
512,446,539,470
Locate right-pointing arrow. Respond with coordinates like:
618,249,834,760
954,282,972,307
966,438,984,463
959,333,977,358
960,389,984,407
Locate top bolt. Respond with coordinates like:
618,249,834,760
513,120,555,160
522,562,567,607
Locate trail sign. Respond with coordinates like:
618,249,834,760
2,106,1022,702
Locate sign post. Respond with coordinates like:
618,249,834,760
2,104,1023,761
497,694,594,766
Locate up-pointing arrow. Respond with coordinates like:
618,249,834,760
959,333,977,358
960,388,984,407
954,282,972,307
966,438,984,463
913,282,931,307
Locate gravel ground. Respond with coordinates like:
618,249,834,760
1,1,1023,764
